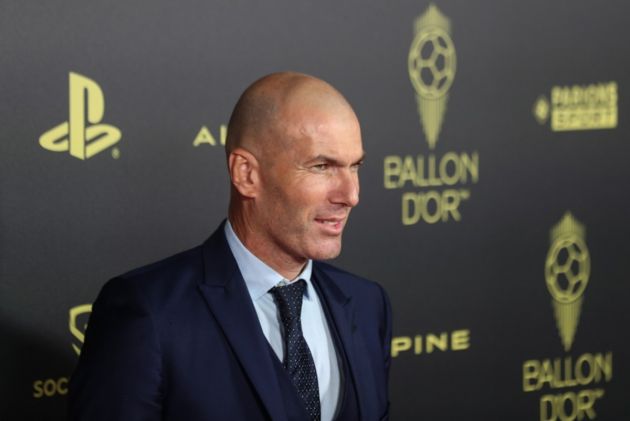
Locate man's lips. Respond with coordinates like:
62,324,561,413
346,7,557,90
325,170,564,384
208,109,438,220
314,217,346,234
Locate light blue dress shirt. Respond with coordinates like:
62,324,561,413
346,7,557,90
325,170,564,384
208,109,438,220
224,221,340,421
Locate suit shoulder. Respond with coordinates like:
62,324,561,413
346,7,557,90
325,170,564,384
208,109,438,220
118,245,203,283
97,245,204,308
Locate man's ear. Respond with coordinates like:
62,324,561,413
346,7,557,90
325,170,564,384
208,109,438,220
228,147,260,198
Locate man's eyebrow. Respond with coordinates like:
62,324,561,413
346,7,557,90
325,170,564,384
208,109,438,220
306,153,366,166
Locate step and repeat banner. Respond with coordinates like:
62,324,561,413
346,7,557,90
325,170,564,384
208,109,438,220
2,1,629,419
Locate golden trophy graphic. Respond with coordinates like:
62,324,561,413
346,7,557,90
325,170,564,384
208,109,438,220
545,212,590,351
408,4,456,149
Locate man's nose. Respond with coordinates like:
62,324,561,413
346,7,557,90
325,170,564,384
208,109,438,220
333,169,360,207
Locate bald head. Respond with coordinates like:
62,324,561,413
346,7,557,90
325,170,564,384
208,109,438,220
225,72,356,159
225,72,364,278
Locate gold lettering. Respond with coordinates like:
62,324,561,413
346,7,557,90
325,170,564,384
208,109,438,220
522,352,613,393
193,126,216,146
414,335,422,354
391,330,472,357
441,189,462,222
523,360,540,392
451,329,470,351
575,353,594,385
539,394,554,421
539,360,554,389
57,377,68,395
426,155,440,186
383,156,401,189
425,333,448,353
460,152,479,183
32,377,70,399
383,153,479,189
593,352,613,383
551,82,618,131
401,192,420,225
421,191,442,224
540,389,604,421
438,152,459,185
33,380,44,398
401,189,470,225
391,337,412,357
400,156,418,188
193,125,227,147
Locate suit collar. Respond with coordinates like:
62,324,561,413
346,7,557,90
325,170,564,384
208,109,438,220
197,223,289,421
312,263,380,420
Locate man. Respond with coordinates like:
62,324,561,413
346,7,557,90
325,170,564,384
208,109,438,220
68,72,392,421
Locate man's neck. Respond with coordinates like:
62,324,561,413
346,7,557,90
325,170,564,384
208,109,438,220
228,216,307,280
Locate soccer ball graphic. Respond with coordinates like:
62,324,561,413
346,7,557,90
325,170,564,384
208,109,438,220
545,236,590,304
408,28,456,99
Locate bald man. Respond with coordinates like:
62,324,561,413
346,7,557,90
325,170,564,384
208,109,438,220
69,72,392,421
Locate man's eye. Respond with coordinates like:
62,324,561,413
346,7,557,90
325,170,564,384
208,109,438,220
313,164,328,171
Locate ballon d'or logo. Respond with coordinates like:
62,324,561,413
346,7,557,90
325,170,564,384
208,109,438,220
544,212,590,351
408,3,456,150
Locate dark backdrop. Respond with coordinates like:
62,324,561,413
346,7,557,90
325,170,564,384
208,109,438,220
2,1,628,419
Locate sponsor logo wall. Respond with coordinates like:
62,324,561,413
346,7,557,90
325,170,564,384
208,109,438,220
2,1,629,419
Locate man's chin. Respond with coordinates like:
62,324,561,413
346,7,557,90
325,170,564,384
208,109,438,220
308,240,343,261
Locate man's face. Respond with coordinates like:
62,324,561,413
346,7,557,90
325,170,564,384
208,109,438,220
255,108,363,266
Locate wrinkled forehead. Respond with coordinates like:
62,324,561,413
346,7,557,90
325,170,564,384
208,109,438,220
275,82,359,136
271,101,360,155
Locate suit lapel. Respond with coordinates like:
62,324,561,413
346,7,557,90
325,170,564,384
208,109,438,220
196,226,288,421
313,264,379,420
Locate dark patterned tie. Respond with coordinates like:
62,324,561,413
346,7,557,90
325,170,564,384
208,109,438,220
271,279,321,421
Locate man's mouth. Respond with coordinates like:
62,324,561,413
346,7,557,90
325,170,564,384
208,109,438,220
316,218,340,224
315,217,345,233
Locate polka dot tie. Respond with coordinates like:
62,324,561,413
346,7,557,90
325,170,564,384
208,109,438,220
271,279,321,421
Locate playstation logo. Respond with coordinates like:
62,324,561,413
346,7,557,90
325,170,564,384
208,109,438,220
40,72,121,160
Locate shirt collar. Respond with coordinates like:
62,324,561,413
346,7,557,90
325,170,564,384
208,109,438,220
224,220,313,302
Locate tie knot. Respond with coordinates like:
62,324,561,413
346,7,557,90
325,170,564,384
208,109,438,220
271,279,306,323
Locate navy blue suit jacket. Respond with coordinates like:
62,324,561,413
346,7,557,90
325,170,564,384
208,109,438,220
68,224,392,420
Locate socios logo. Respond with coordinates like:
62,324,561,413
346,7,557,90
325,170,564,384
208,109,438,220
408,3,456,150
40,72,121,160
545,212,590,352
69,304,92,355
31,304,93,400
